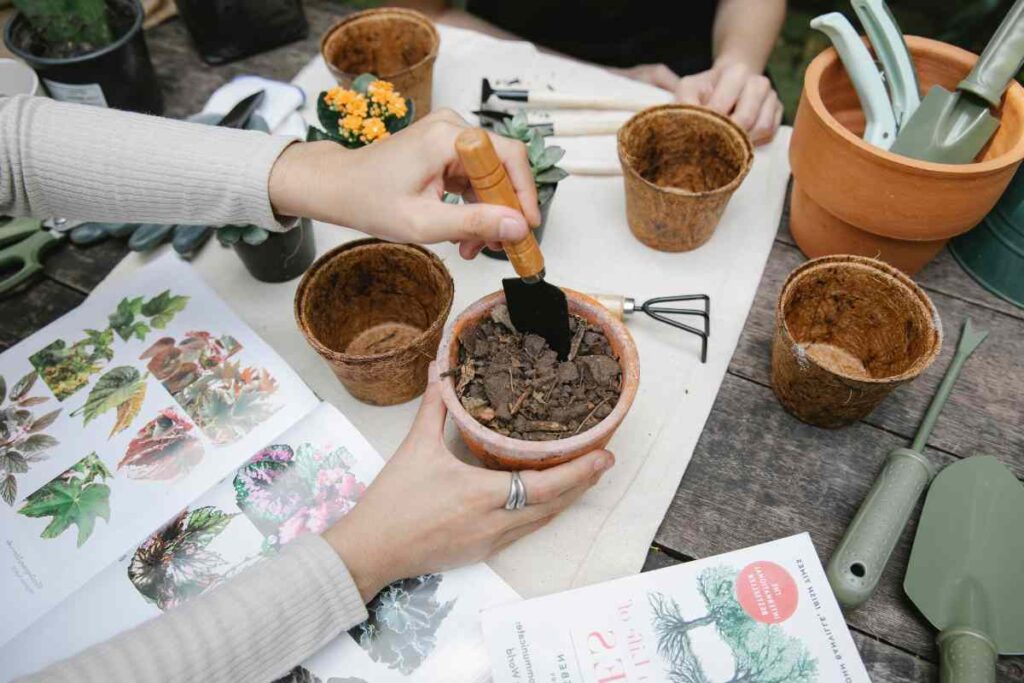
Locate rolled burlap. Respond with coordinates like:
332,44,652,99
617,104,753,252
771,255,942,428
294,239,454,406
320,7,439,121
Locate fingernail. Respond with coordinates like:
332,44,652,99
593,455,612,472
499,216,526,241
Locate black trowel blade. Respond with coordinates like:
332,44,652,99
502,278,572,360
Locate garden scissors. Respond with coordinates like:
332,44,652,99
0,217,63,295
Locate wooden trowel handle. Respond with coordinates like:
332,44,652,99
455,129,545,280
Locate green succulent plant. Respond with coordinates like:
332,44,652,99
14,0,113,54
216,225,270,247
493,111,569,205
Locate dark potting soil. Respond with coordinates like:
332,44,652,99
12,0,134,60
452,305,622,441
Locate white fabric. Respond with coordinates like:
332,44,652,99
201,74,305,131
97,25,791,598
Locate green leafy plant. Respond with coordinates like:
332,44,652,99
216,225,271,248
18,452,112,547
0,372,62,506
70,365,148,438
493,111,569,205
13,0,113,55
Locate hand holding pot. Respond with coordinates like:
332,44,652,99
322,367,615,601
269,109,540,259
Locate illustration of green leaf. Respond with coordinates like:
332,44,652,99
74,366,145,426
19,433,58,453
1,474,15,506
110,297,145,341
109,381,147,438
19,453,112,546
29,408,61,433
141,291,189,329
1,451,28,474
10,371,38,402
18,396,48,407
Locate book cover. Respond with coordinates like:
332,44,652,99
482,533,869,683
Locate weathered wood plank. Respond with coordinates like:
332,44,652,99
43,239,129,294
653,374,1024,680
729,239,1024,476
0,279,84,352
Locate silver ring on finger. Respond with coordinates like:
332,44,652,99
504,471,527,511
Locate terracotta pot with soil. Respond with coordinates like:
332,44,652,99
617,104,753,252
771,255,942,429
295,238,454,406
437,290,639,471
789,36,1024,273
320,8,439,121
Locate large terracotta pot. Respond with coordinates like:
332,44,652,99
790,37,1024,271
320,8,439,121
437,290,640,471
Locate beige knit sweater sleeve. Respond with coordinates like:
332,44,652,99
22,534,369,682
0,95,295,230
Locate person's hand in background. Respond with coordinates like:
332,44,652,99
674,61,783,145
269,108,541,259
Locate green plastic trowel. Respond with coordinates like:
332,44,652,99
891,0,1024,163
827,319,988,610
905,455,1024,682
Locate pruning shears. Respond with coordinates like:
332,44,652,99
0,217,63,296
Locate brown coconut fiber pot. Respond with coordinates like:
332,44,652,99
617,104,753,252
294,239,454,406
789,36,1024,270
771,255,942,428
437,290,640,471
320,7,439,121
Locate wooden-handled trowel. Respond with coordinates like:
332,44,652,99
455,129,572,359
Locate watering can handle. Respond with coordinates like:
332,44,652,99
826,448,935,610
455,129,545,281
959,0,1024,107
937,629,998,683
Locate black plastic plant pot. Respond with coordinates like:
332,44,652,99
483,185,557,260
233,219,317,283
174,0,308,65
4,0,162,115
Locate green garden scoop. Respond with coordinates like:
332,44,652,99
827,319,988,610
891,0,1024,163
905,455,1024,681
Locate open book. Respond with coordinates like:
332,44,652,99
0,255,518,682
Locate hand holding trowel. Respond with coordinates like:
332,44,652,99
455,129,572,359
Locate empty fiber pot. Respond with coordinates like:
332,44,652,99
294,239,454,406
437,290,640,471
771,255,942,428
320,7,439,121
617,104,753,252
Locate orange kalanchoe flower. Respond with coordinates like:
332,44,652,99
360,117,389,142
340,114,364,133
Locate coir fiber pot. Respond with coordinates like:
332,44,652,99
771,255,942,429
617,104,752,252
482,185,557,260
233,218,316,283
320,8,439,122
437,290,640,471
790,37,1024,271
295,238,454,406
4,0,163,114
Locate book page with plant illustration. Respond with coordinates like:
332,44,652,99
0,254,318,648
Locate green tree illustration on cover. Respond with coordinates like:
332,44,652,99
18,452,112,547
0,371,61,506
648,566,817,683
349,574,457,674
127,505,236,610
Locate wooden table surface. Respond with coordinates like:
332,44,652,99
3,3,1022,680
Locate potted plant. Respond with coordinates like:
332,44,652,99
4,0,163,114
483,111,568,259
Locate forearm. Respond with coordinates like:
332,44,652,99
712,0,786,72
0,95,294,230
22,535,367,683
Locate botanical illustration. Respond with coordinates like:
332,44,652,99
271,667,367,683
118,408,205,480
0,371,61,505
233,443,366,550
127,505,236,610
29,290,188,401
18,452,112,547
349,574,457,675
70,365,148,438
141,331,279,445
648,566,817,683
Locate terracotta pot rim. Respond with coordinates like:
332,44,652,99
777,254,942,385
293,238,454,366
436,290,640,462
804,36,1024,177
617,104,754,197
319,7,441,82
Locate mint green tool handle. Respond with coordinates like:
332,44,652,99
0,230,58,295
958,0,1024,107
827,448,935,609
938,629,997,683
851,0,921,126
